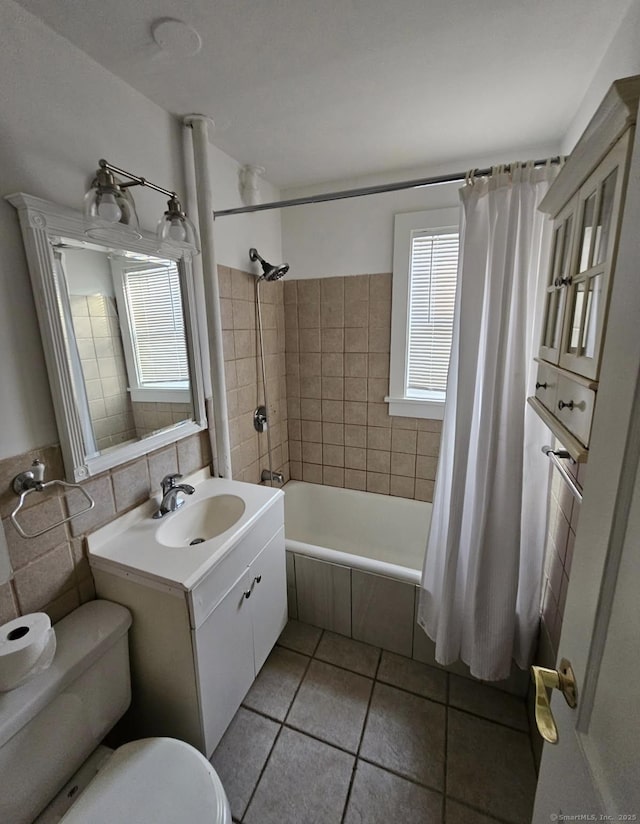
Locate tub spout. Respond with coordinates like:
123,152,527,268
261,469,284,486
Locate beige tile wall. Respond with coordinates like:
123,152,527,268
131,401,193,438
284,273,441,500
219,266,289,485
70,294,137,450
539,454,583,658
0,432,211,624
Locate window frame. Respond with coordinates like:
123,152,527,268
111,258,192,404
387,207,460,420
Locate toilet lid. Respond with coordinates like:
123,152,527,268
59,738,231,824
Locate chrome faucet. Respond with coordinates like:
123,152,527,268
261,469,284,486
153,473,195,519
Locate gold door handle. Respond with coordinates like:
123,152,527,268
530,658,578,744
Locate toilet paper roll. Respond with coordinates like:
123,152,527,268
0,612,57,692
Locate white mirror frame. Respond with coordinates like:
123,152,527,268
7,193,208,482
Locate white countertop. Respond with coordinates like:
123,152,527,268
86,471,284,591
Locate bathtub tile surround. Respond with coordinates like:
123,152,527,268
287,554,530,699
0,432,211,622
285,274,441,501
351,569,415,656
293,554,352,635
212,619,536,824
220,265,289,486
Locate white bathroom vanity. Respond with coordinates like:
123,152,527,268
86,470,286,757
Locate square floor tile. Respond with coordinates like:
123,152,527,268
378,651,448,703
277,619,323,655
344,759,443,824
447,708,537,824
210,708,279,820
446,799,505,824
360,682,446,790
315,631,380,677
287,660,373,752
243,727,354,824
448,674,529,731
242,646,309,721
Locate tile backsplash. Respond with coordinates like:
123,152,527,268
0,432,211,624
284,274,441,501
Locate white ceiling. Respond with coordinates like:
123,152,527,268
14,0,634,188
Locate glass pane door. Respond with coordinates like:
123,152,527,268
578,191,597,272
593,169,618,266
540,210,574,362
558,128,629,380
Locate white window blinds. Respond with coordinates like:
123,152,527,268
123,263,189,386
406,230,459,394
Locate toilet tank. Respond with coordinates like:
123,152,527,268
0,600,132,824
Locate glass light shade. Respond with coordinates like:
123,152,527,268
83,175,141,241
156,200,199,254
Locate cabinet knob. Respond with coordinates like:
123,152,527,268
536,382,548,390
243,588,252,599
254,575,262,585
558,399,574,411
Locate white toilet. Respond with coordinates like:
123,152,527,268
0,600,231,824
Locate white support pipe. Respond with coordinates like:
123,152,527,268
183,114,232,478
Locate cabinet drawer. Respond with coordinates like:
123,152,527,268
189,498,284,628
534,363,559,413
555,375,595,447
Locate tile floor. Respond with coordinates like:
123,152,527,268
211,620,537,824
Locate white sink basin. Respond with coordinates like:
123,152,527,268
156,494,246,548
86,472,284,591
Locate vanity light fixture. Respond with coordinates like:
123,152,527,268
84,159,199,252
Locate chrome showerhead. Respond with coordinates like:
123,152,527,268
249,247,289,281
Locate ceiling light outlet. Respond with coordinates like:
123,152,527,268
152,19,202,57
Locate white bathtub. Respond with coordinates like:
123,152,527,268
283,481,432,658
284,481,431,584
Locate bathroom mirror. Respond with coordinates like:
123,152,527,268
7,193,207,481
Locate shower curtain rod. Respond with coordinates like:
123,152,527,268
214,156,562,218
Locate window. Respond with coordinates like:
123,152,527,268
387,208,460,419
112,259,191,403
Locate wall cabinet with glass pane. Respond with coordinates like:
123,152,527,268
529,76,640,462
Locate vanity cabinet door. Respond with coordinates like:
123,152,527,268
193,568,255,756
539,196,577,365
248,527,287,673
558,131,631,380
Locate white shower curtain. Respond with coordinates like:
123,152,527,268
418,162,557,681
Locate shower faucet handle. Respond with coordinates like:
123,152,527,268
253,406,268,433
